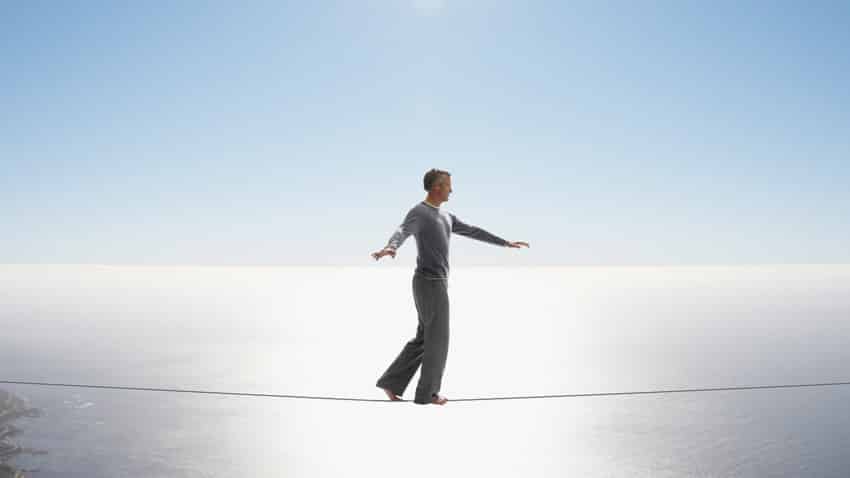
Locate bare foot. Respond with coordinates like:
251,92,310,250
431,393,448,405
381,387,402,401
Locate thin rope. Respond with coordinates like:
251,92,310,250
2,379,849,402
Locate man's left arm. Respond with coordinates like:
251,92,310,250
449,212,510,247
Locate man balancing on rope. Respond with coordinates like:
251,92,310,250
371,169,530,405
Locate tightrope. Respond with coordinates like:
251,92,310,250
2,379,850,402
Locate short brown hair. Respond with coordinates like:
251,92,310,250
423,168,451,191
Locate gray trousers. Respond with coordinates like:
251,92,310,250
376,273,450,404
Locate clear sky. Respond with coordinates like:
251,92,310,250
2,1,848,266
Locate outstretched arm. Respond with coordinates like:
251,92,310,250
372,208,420,261
449,212,510,247
386,208,419,251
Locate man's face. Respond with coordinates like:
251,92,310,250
437,176,452,201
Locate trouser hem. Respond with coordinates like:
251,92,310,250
413,392,438,404
375,380,404,397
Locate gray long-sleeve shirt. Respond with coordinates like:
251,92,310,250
384,200,510,279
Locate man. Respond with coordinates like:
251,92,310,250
371,169,530,405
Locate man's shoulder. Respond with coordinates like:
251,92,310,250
412,201,436,212
402,202,425,219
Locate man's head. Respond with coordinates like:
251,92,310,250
423,168,452,204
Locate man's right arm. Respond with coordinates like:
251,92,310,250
384,208,420,251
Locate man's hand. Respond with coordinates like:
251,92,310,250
371,247,397,261
505,241,530,248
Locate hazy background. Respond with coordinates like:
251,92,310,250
1,264,849,476
2,1,849,266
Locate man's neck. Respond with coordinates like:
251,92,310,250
423,198,441,209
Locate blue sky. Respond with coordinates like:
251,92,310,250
2,1,848,266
